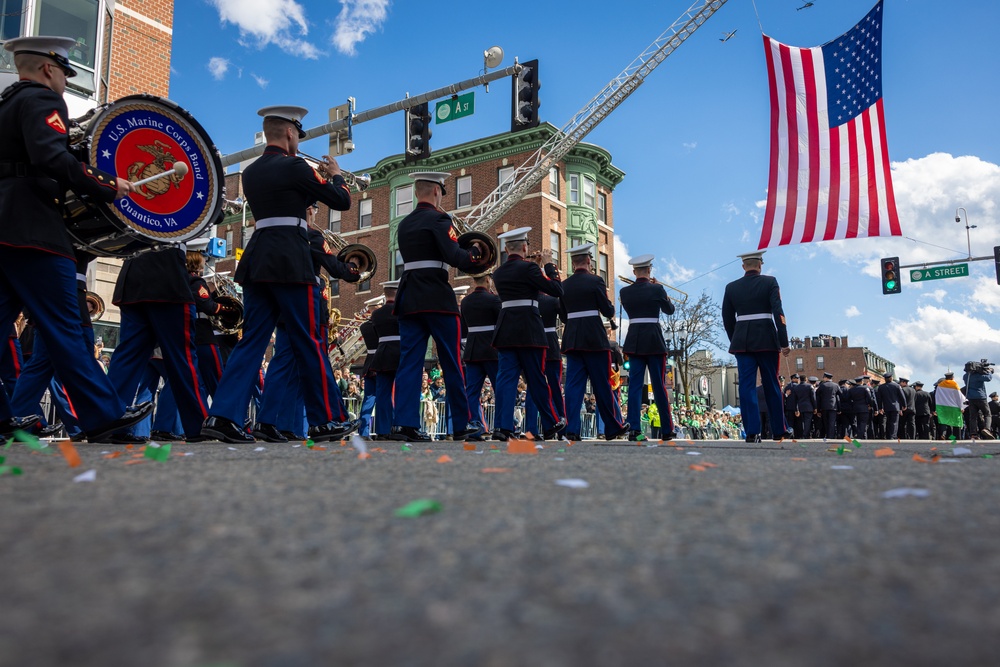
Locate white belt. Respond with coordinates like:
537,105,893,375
567,310,600,319
461,338,467,345
736,313,774,322
630,318,659,324
366,348,376,355
403,260,447,271
379,335,400,343
502,299,538,309
544,327,557,333
198,312,211,320
255,216,307,230
76,272,87,282
467,325,495,333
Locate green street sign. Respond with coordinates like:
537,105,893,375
909,263,969,282
435,92,474,124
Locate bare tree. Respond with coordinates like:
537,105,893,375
661,291,726,409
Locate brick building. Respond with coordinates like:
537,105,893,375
214,123,625,322
786,334,896,382
1,0,174,349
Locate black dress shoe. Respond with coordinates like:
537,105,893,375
745,434,762,443
0,414,43,437
491,428,515,442
541,419,567,441
108,433,149,445
70,431,87,442
309,419,361,442
773,430,795,442
184,435,209,443
661,431,678,441
87,402,154,442
151,430,183,441
453,424,483,441
38,423,65,439
280,430,303,441
201,416,256,444
564,432,580,442
252,423,289,443
604,426,629,441
389,425,431,442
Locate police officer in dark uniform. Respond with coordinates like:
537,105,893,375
899,377,917,439
619,254,675,442
721,250,792,442
815,372,841,439
783,376,799,436
792,374,817,438
0,36,152,440
913,381,935,440
461,272,501,440
490,228,565,441
203,105,358,443
390,172,487,442
371,281,401,438
870,377,885,439
876,372,906,439
848,376,876,439
560,243,627,441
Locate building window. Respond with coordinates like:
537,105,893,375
548,167,559,198
359,199,372,229
328,209,341,234
395,185,413,218
357,277,371,293
40,0,101,96
225,228,234,257
598,252,609,284
392,250,404,280
549,231,561,260
498,167,515,195
0,0,25,41
569,174,580,205
816,356,825,370
329,279,339,297
457,175,472,208
795,357,804,372
583,177,596,209
597,193,607,223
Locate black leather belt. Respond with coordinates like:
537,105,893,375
0,161,36,178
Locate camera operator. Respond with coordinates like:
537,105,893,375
963,360,994,440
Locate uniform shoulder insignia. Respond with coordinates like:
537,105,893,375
45,110,67,134
311,168,327,184
198,285,209,299
448,226,458,242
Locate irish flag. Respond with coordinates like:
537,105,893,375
935,378,965,428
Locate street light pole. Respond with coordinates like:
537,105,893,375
956,207,976,260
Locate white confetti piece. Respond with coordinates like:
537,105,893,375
73,469,96,483
227,447,237,451
535,444,544,449
254,447,266,452
686,451,702,456
292,444,302,448
882,488,930,499
555,478,589,489
831,465,854,470
183,452,195,456
938,458,960,463
350,433,368,456
554,457,565,461
100,451,110,455
952,447,972,455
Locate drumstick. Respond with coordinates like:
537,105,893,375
132,162,189,187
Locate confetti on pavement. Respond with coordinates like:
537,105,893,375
253,447,266,452
480,468,510,474
73,469,97,483
874,447,895,458
57,441,82,468
831,465,854,470
953,447,972,455
883,488,931,499
0,465,23,476
394,499,442,517
437,455,453,463
555,478,589,489
507,439,537,455
144,443,172,462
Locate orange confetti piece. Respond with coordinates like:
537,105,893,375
930,447,937,451
463,444,476,451
358,452,370,460
874,447,895,458
481,467,510,473
340,439,347,446
507,439,538,455
689,464,707,471
310,446,327,451
57,441,81,468
524,432,535,441
424,449,434,453
912,453,934,463
490,444,499,450
437,455,453,463
372,447,385,453
103,452,122,459
791,457,808,461
131,453,145,459
702,462,718,468
124,460,148,466
125,444,134,450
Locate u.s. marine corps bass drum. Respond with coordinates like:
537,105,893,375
64,94,225,257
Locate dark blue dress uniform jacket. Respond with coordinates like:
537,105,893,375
721,271,789,353
793,382,817,412
460,287,501,362
113,247,193,305
370,300,400,373
492,257,562,349
538,293,561,362
394,202,482,317
876,381,906,412
559,269,615,352
236,146,351,285
0,81,119,259
189,274,223,346
308,229,359,283
619,278,673,355
847,385,876,414
815,380,841,411
359,319,378,377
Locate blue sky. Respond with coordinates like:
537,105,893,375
170,0,1000,390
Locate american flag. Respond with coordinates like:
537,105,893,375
758,0,901,249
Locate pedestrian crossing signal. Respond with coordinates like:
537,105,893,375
881,256,901,294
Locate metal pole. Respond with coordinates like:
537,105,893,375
220,64,523,168
957,207,972,259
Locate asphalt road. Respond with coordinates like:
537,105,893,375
1,433,999,667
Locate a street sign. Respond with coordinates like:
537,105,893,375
909,263,969,282
435,92,475,124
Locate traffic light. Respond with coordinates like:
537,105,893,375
404,102,431,164
880,256,901,294
994,246,1000,285
511,59,540,131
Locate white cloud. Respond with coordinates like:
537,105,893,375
209,0,320,59
332,0,391,56
251,73,269,89
885,305,1000,379
682,141,698,151
920,288,948,303
971,277,1000,313
659,257,697,286
844,305,861,318
207,57,230,80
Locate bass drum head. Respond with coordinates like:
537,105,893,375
86,94,224,246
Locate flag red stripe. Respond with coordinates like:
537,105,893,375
823,124,841,240
760,35,781,249
876,100,901,235
862,109,879,236
800,49,820,244
846,122,860,239
778,44,798,247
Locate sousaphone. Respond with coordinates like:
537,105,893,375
457,231,497,278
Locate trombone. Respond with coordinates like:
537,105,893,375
297,151,371,191
618,275,689,304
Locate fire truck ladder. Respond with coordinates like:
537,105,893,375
456,0,729,234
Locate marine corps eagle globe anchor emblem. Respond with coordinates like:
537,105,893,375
128,139,185,200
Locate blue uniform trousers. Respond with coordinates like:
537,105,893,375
374,371,395,435
359,374,376,437
627,354,674,434
0,335,22,398
565,351,625,437
257,327,307,435
465,360,498,427
0,248,124,427
211,282,346,426
495,348,558,434
148,376,186,436
525,360,566,434
394,314,469,431
735,351,787,437
198,343,224,399
109,303,209,438
10,331,87,436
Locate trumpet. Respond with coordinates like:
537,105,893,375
618,275,689,304
85,291,106,321
297,151,371,191
222,197,245,215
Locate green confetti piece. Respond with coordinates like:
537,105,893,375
394,499,442,518
557,448,566,453
949,435,957,442
490,450,501,454
800,444,808,448
143,443,172,462
837,445,845,456
984,454,994,459
853,439,862,449
400,444,412,452
14,430,47,451
0,465,23,476
3,437,12,449
0,455,4,465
